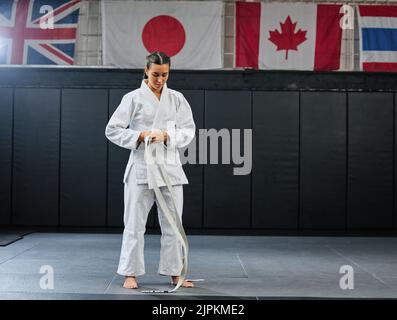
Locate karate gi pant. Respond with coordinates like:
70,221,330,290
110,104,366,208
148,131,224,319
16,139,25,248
117,172,184,277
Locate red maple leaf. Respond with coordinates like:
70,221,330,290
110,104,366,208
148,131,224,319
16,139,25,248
268,16,307,60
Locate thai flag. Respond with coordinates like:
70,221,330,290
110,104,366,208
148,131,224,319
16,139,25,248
0,0,80,65
358,5,397,72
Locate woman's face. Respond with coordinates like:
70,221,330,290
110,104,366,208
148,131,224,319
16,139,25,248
145,63,170,92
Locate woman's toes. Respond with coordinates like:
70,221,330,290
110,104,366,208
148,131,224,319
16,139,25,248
171,277,195,288
123,277,139,289
182,280,194,288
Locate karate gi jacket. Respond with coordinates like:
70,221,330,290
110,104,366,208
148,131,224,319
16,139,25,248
105,80,196,188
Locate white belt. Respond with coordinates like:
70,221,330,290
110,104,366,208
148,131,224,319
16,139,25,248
141,135,189,293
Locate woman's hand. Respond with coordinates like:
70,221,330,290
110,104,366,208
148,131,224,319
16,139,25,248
149,130,168,144
138,130,151,142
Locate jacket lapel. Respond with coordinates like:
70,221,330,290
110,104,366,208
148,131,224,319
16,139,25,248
140,80,169,130
152,83,168,130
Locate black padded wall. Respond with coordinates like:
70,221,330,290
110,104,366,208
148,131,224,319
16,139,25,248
107,89,133,227
0,88,13,225
180,90,205,228
1,67,396,234
60,89,108,226
395,94,397,230
347,93,394,229
300,92,346,229
13,89,60,225
204,91,251,228
252,92,299,229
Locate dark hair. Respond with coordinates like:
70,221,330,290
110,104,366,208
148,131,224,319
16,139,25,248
143,51,171,79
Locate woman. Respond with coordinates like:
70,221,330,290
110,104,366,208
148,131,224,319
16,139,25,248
105,51,196,289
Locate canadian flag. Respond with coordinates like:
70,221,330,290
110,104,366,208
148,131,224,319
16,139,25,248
235,2,348,71
102,0,222,69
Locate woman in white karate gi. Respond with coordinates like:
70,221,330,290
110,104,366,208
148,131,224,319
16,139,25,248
105,52,195,289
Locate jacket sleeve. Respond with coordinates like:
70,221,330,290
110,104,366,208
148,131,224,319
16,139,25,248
166,93,196,149
105,93,141,150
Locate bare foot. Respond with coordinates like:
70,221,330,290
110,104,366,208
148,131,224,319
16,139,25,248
171,276,195,288
123,276,139,289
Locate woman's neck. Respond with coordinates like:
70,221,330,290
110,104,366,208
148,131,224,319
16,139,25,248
145,79,162,95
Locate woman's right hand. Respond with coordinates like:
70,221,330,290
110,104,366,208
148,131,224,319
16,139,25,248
138,130,151,142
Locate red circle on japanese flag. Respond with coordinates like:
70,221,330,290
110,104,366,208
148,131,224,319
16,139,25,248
142,15,186,57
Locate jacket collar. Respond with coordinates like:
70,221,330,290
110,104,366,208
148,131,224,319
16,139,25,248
141,80,168,104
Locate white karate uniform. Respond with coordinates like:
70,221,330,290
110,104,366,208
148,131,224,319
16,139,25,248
105,80,195,276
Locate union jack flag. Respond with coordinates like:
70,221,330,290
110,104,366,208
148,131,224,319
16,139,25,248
0,0,81,65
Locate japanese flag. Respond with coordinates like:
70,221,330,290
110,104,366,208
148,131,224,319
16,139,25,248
102,0,222,69
235,2,350,71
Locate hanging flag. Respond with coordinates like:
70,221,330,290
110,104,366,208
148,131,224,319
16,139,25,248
357,5,397,72
235,2,351,71
0,0,81,65
102,0,222,69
